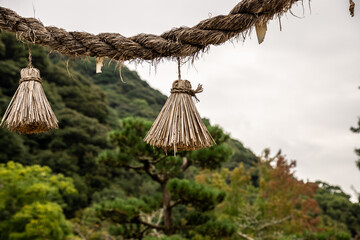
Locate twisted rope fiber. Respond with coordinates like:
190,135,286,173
0,0,300,62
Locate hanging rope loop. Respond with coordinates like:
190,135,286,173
27,43,33,68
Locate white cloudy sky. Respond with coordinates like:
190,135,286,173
2,0,360,199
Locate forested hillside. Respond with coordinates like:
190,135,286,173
0,32,359,240
0,31,170,214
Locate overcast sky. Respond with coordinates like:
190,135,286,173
2,0,360,199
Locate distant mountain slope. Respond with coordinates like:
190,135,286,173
54,55,168,124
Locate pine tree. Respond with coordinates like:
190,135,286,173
94,117,234,239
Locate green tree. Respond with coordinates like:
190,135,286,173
9,202,72,240
0,161,77,240
94,117,234,239
315,182,360,238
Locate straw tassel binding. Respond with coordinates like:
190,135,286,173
0,66,58,134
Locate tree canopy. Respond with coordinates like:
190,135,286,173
0,161,76,240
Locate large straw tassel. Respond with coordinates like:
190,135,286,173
0,67,58,134
144,79,215,154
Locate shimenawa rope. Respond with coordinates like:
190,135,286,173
0,0,302,62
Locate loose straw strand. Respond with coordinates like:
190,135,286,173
177,57,181,80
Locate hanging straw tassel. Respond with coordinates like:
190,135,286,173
0,67,58,134
144,79,215,154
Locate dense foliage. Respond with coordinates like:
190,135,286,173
0,31,359,239
196,151,359,240
0,161,76,240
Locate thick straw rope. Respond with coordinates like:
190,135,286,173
0,0,301,62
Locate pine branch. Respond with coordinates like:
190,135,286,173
138,219,164,230
150,156,168,165
140,159,164,183
105,209,164,231
122,163,144,170
122,158,165,183
139,226,151,239
170,200,182,209
238,231,255,240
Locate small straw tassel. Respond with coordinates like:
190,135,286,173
0,67,58,134
144,79,215,154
